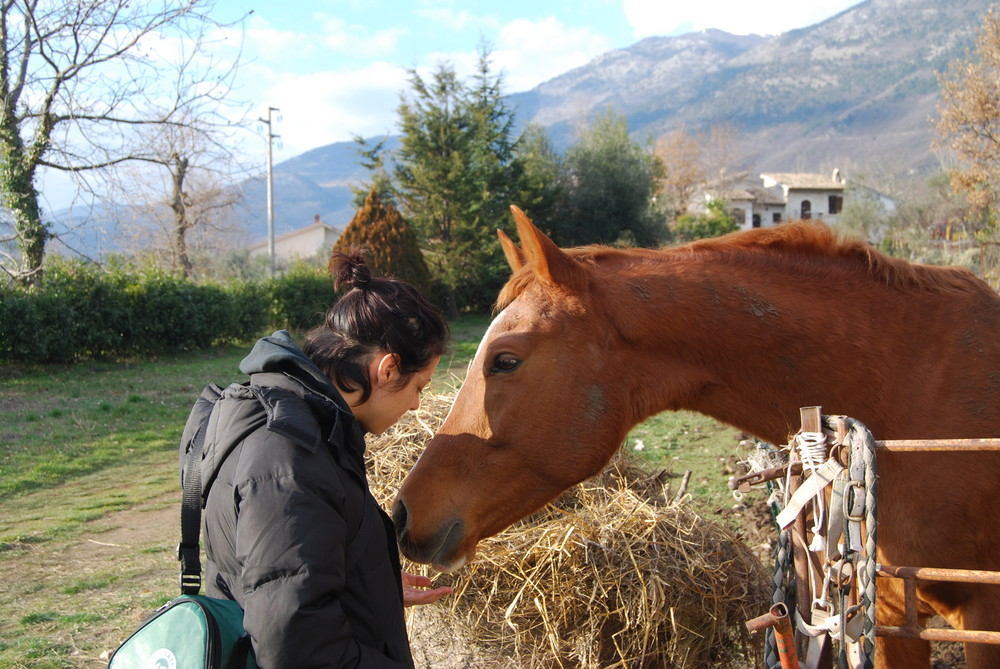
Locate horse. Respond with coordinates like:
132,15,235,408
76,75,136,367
393,206,1000,669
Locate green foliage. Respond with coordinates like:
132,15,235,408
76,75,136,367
510,124,564,237
551,108,668,247
393,49,523,316
350,135,396,208
672,198,739,242
263,263,334,332
838,183,896,244
0,256,333,363
333,189,432,294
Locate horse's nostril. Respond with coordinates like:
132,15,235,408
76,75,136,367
391,499,408,538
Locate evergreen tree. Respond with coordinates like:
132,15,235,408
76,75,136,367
350,135,396,209
331,188,431,294
393,48,520,317
511,124,564,238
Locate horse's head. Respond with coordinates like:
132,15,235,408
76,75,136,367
393,206,635,571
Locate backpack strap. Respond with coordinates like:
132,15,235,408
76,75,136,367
178,383,225,596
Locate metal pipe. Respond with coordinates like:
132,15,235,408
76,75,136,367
878,563,1000,585
876,438,1000,452
876,626,1000,644
770,603,801,669
744,603,800,669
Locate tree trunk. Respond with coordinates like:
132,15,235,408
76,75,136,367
5,173,47,288
170,154,192,278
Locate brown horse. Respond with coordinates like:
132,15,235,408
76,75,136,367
393,206,1000,669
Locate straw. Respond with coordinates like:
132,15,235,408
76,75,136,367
368,393,770,668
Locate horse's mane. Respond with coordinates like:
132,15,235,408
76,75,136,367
497,222,988,311
682,222,983,293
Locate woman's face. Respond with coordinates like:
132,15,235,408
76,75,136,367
355,354,441,435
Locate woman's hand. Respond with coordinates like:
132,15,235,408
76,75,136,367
402,570,453,607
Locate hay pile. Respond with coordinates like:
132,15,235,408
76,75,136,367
367,394,770,668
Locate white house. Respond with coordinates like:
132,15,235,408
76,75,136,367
691,169,893,231
247,215,341,263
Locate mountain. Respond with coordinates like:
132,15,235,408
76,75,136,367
507,0,987,172
226,0,996,243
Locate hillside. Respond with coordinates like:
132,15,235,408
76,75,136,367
508,0,987,174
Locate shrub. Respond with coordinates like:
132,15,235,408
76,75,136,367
672,198,739,242
0,258,318,364
264,263,334,333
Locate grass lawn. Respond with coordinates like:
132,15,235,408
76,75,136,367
0,317,757,667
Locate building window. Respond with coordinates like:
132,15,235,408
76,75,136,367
801,200,812,220
829,194,843,214
773,213,782,223
752,214,761,228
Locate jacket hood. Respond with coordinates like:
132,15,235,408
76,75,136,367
198,331,363,496
239,330,337,396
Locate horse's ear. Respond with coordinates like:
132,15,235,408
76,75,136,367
497,228,525,272
509,205,583,289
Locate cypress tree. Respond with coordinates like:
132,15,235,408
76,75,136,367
331,188,432,294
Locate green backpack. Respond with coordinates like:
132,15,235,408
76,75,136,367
106,594,253,669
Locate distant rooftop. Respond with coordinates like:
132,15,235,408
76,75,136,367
762,171,846,190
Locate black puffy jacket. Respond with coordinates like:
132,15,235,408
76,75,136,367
199,330,414,668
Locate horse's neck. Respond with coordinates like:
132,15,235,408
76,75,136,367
607,254,911,443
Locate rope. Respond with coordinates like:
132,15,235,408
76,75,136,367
794,431,829,552
856,420,878,669
766,529,792,669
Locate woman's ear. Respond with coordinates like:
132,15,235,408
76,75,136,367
375,353,400,386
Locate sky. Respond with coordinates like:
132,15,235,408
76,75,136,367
209,0,864,164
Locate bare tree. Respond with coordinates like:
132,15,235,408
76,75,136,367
106,94,252,278
654,127,705,219
0,0,246,286
653,124,746,221
936,8,1000,216
700,123,745,196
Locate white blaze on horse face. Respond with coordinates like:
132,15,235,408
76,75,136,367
441,308,510,425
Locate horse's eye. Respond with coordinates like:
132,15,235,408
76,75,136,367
489,354,521,375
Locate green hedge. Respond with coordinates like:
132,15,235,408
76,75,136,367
0,260,334,363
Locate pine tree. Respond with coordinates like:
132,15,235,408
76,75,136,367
393,48,520,317
331,188,432,294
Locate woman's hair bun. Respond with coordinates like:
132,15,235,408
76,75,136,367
331,248,372,291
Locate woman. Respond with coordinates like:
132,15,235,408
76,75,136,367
199,250,452,668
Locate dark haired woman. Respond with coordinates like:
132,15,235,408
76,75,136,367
198,250,452,668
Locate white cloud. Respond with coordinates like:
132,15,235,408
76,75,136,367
258,61,409,160
621,0,861,38
493,17,612,92
242,17,312,58
415,7,496,33
316,15,407,58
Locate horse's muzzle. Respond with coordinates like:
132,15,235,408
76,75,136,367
392,498,467,571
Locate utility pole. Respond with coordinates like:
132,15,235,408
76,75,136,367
259,106,280,276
